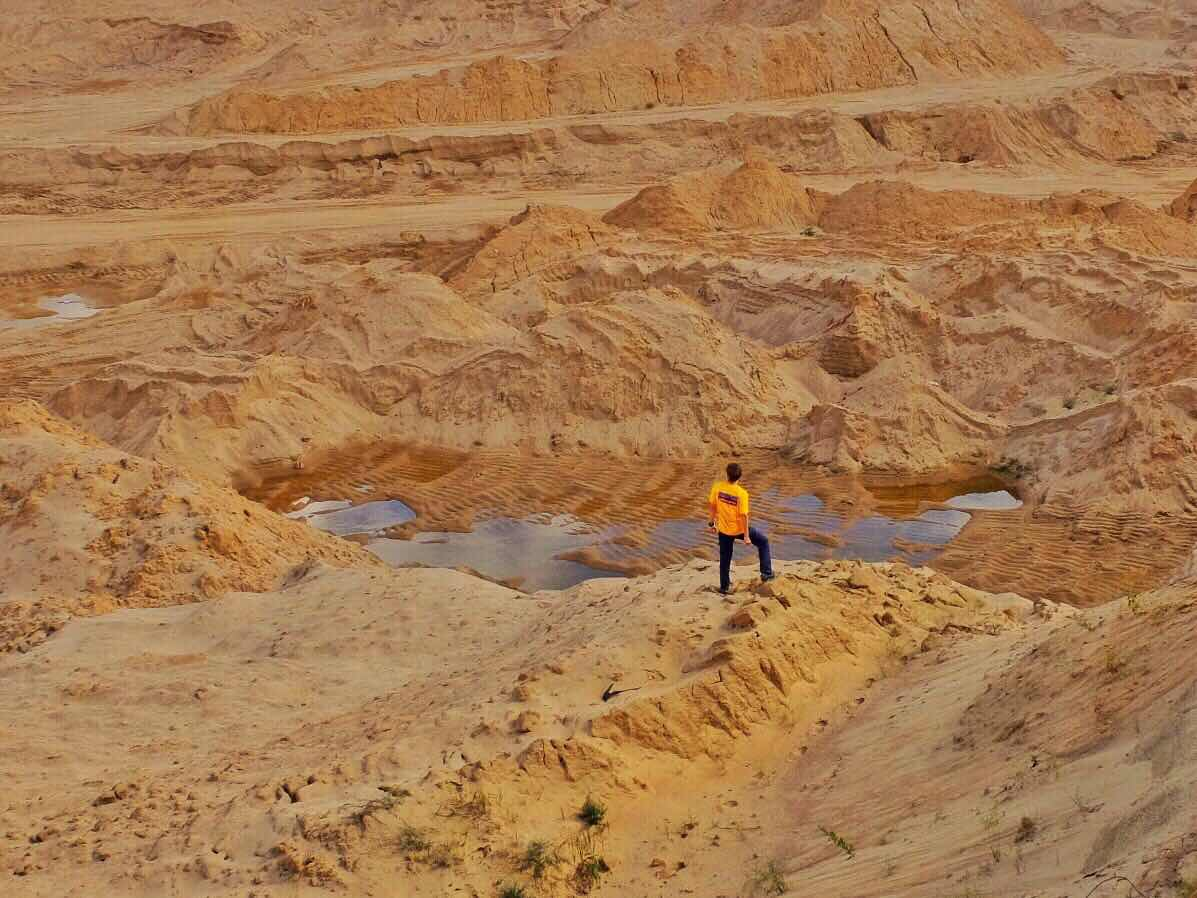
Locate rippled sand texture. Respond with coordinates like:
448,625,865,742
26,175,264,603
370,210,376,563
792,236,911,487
249,445,1196,603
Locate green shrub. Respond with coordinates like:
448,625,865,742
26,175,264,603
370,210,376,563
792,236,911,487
573,856,610,893
1014,816,1037,843
578,796,606,828
566,826,609,894
520,840,558,879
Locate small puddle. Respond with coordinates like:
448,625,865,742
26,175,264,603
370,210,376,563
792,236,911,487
779,493,972,564
289,502,621,590
1,294,102,329
368,514,624,592
620,493,986,568
288,498,416,536
945,489,1022,511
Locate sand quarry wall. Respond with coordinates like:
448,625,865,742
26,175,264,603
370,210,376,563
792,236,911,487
176,0,1062,134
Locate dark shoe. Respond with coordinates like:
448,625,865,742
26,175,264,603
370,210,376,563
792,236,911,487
761,574,775,583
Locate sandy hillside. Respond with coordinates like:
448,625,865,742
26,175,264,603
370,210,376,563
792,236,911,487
0,399,372,652
3,544,1195,897
176,0,1062,135
2,0,1197,896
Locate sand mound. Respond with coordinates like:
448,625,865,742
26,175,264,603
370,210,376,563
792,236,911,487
25,257,518,484
236,269,517,358
962,582,1196,760
857,73,1190,166
1018,0,1197,43
1171,177,1197,222
450,204,619,294
9,543,1193,897
608,172,1197,258
1017,0,1126,32
240,42,322,86
0,399,371,652
949,583,1197,886
0,16,264,92
184,54,554,135
46,352,388,490
605,157,819,234
415,286,802,453
1035,82,1164,161
2,0,600,99
609,173,1040,238
612,174,1012,238
1086,194,1197,257
789,380,1003,473
820,179,1035,236
859,103,1061,166
1005,381,1197,512
0,558,1019,894
562,0,1064,72
2,248,800,479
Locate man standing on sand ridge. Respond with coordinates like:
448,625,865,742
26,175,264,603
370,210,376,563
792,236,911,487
708,462,773,594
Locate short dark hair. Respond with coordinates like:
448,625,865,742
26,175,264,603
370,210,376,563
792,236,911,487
726,462,742,482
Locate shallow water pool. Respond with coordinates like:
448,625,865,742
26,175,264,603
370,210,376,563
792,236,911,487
944,490,1023,511
288,499,416,536
625,494,979,568
274,456,1020,591
368,514,624,591
289,492,1017,591
1,294,102,328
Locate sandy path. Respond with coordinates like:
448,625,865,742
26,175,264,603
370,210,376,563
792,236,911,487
0,189,635,254
3,157,1191,257
265,44,560,96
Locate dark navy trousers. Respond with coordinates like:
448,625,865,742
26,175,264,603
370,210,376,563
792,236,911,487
718,527,773,592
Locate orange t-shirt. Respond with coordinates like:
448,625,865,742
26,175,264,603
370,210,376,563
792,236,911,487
709,481,749,535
